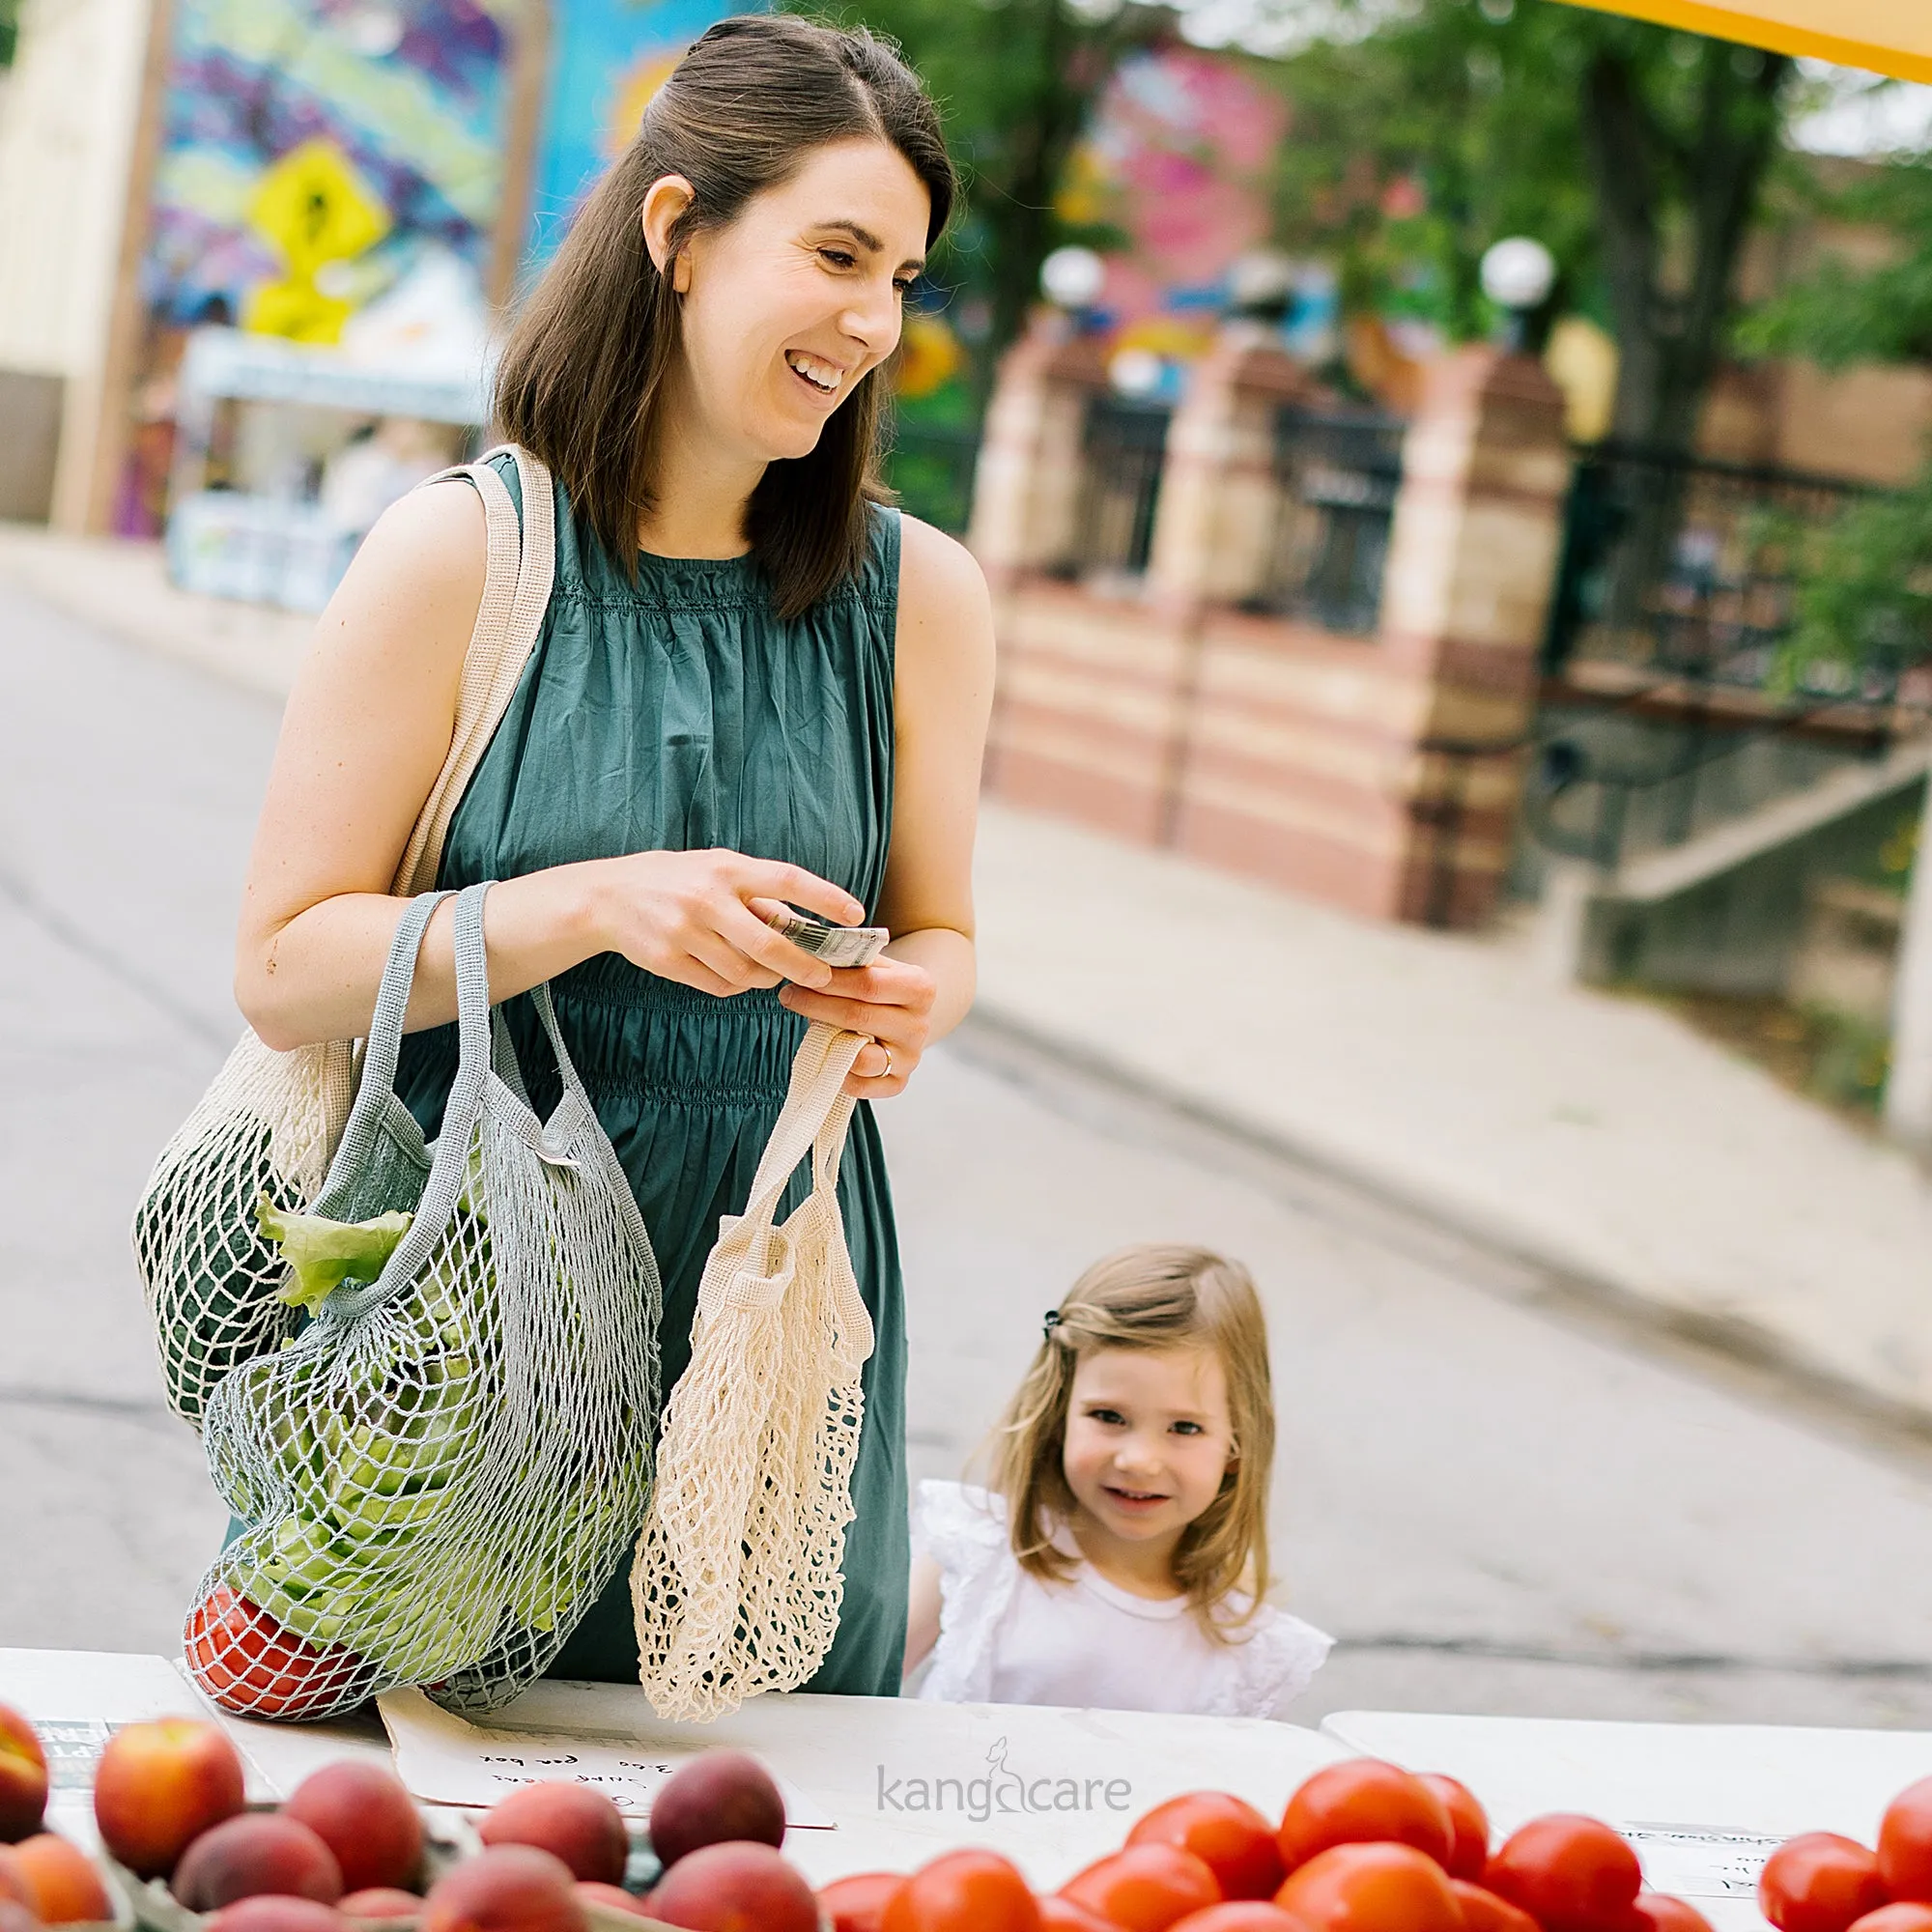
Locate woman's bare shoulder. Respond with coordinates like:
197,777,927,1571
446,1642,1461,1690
895,512,993,686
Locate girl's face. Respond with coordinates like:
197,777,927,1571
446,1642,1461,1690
664,136,930,469
1061,1345,1236,1552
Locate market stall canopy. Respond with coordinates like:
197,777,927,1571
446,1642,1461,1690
1549,0,1930,83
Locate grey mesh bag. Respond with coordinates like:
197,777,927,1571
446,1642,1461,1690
183,882,662,1721
132,446,555,1426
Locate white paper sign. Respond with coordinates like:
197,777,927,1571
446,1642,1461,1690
1623,1822,1786,1900
379,1690,835,1830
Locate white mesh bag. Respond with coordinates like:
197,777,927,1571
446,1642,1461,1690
630,1020,873,1719
132,447,555,1425
185,882,662,1721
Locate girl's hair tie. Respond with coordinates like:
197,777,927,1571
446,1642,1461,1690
1041,1310,1064,1338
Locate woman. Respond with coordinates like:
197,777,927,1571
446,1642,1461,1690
233,14,992,1696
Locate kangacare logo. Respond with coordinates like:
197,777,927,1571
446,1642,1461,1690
876,1736,1132,1824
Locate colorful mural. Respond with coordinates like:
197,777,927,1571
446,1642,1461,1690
142,0,513,333
526,0,761,262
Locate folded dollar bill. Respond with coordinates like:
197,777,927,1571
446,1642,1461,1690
764,909,891,969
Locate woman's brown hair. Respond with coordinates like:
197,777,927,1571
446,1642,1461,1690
494,14,955,618
986,1244,1277,1637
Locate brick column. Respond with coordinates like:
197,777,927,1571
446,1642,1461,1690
1378,346,1572,925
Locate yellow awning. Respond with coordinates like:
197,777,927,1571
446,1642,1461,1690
1548,0,1931,83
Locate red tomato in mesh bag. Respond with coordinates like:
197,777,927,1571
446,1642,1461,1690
185,1585,361,1720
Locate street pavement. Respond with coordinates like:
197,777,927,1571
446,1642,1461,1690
4,576,1932,1728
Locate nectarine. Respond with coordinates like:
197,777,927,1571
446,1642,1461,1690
420,1846,585,1932
647,1842,817,1932
92,1717,246,1879
340,1892,427,1922
286,1764,423,1894
646,1756,782,1871
479,1787,627,1888
0,1710,47,1846
174,1814,343,1912
11,1834,110,1923
206,1897,350,1932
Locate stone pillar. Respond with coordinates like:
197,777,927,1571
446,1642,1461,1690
1146,324,1308,613
1885,777,1932,1151
1378,346,1573,926
965,315,1107,589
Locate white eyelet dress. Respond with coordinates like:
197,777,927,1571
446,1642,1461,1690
913,1482,1333,1719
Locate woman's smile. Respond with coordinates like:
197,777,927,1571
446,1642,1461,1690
784,349,848,398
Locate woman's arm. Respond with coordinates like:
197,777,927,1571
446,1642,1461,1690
779,514,995,1095
238,481,866,1052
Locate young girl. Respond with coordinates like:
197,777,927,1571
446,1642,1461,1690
903,1245,1331,1719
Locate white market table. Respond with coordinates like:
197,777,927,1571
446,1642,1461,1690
1322,1709,1932,1931
0,1649,1345,1891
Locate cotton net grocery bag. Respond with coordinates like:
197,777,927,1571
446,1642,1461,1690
631,1020,873,1719
132,447,554,1426
185,882,662,1721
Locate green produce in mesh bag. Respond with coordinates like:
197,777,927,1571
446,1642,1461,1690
185,883,662,1721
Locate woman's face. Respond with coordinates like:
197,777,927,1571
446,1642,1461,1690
664,136,930,469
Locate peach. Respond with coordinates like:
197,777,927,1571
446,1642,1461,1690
0,1710,47,1846
646,1756,782,1871
572,1885,651,1922
92,1717,246,1880
421,1846,585,1932
174,1815,344,1912
646,1843,816,1932
207,1898,350,1932
12,1834,111,1923
286,1764,424,1894
479,1788,627,1889
340,1892,427,1922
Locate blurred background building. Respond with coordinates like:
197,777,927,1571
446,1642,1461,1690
2,0,1931,1137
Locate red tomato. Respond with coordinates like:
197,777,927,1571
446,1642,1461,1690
1277,1763,1453,1875
1627,1894,1716,1932
1881,1778,1932,1903
819,1872,905,1932
184,1586,361,1721
1758,1834,1889,1932
1131,1795,1287,1901
1419,1776,1490,1881
881,1852,1040,1932
1448,1879,1540,1932
1274,1842,1462,1932
1039,1901,1117,1932
1849,1908,1932,1932
1061,1845,1221,1932
1169,1909,1314,1932
1485,1815,1642,1932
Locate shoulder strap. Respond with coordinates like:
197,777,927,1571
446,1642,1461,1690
391,444,556,897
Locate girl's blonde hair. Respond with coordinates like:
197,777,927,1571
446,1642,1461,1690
986,1244,1274,1637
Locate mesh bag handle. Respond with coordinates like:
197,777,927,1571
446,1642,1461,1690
631,1020,874,1719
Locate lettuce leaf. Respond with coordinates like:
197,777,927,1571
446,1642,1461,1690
257,1197,413,1314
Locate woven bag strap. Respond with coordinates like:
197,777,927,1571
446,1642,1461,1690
735,1024,868,1241
391,445,555,898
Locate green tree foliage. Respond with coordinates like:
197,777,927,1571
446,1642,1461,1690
1260,0,1792,450
800,0,1169,393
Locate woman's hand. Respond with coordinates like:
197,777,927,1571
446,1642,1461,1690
588,848,866,999
779,952,937,1098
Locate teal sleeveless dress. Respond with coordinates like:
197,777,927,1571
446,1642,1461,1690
393,452,908,1695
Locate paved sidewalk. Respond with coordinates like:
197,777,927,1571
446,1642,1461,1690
9,524,1928,1434
972,804,1932,1430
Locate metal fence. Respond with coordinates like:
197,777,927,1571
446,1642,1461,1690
1545,441,1886,699
1070,394,1171,578
1249,404,1406,636
881,421,980,535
